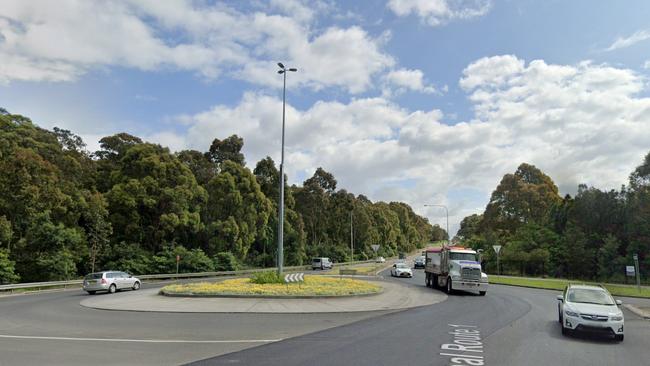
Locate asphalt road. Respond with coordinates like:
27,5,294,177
1,268,648,366
190,269,650,366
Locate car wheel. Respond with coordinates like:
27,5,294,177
108,284,117,294
132,281,140,291
87,291,96,295
615,334,624,342
479,291,486,296
446,278,453,294
561,324,569,336
558,305,563,324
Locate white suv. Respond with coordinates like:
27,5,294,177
557,284,624,341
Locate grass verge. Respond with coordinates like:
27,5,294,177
160,275,382,297
489,275,650,298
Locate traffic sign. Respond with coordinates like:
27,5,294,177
633,254,638,261
284,272,304,283
626,266,636,277
493,245,502,255
371,244,380,253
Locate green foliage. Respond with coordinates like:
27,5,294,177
213,252,239,271
0,249,19,284
250,270,284,284
461,156,650,283
0,110,434,282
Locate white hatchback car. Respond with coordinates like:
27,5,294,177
557,284,624,341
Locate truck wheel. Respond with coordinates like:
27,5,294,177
446,278,453,294
425,274,430,287
479,291,486,296
433,275,438,289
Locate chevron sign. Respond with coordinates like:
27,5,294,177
284,272,305,283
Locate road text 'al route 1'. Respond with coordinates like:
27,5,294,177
440,324,484,365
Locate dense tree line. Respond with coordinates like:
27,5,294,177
0,110,438,283
457,160,650,282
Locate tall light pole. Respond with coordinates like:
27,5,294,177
350,210,354,261
424,204,449,246
277,62,297,275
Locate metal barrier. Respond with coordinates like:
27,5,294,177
0,260,376,293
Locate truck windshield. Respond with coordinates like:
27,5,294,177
449,253,477,261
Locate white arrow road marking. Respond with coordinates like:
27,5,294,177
0,334,282,343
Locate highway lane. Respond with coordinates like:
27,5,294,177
191,268,650,366
0,275,392,366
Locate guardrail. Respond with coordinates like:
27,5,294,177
0,259,376,294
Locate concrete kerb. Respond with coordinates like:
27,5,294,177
624,304,650,319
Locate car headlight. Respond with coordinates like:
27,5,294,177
611,314,624,321
565,309,579,317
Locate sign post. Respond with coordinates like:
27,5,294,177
633,253,640,292
493,245,502,275
176,255,180,275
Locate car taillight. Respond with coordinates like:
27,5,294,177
101,278,107,284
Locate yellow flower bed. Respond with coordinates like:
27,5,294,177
333,266,378,275
161,276,382,297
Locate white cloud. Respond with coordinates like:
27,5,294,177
0,0,393,93
387,0,491,26
384,68,437,95
605,29,650,51
644,60,650,69
147,55,650,235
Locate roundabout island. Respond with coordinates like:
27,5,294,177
80,273,446,313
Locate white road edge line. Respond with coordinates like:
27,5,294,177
0,335,282,343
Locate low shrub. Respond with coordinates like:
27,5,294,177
250,270,284,284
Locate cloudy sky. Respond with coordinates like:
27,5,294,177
1,0,650,234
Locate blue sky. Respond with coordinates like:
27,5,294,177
2,0,650,234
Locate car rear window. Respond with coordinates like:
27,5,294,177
312,258,321,262
85,273,102,279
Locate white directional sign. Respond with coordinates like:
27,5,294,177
626,266,636,277
284,272,304,283
371,244,380,253
493,245,502,255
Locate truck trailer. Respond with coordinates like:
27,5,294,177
424,246,488,295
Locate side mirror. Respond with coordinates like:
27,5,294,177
556,295,564,302
393,264,396,268
616,300,622,305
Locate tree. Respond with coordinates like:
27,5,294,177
81,192,112,273
104,143,206,253
205,161,272,260
208,135,245,167
483,163,561,234
457,214,482,241
177,150,217,187
0,249,19,284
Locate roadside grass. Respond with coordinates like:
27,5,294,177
489,275,650,299
160,275,382,297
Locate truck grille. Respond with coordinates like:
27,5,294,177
461,267,481,281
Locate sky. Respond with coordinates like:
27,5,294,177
1,0,650,235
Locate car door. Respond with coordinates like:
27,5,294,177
121,272,134,288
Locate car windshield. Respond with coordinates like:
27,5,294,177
396,263,408,268
416,256,425,261
567,289,615,305
449,253,477,261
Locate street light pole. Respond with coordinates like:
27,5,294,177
424,204,449,246
350,210,354,261
277,62,297,275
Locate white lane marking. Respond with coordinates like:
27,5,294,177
0,334,281,343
